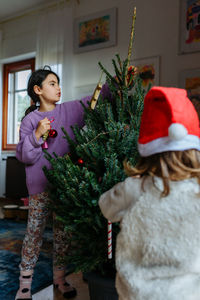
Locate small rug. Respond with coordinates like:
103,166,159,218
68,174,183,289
0,219,53,300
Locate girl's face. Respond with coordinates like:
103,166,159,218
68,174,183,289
36,73,61,104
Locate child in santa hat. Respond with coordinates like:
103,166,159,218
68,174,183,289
99,86,200,300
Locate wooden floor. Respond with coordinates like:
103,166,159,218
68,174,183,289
33,273,90,300
54,273,90,300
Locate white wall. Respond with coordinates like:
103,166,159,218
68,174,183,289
73,0,200,87
0,0,200,196
1,0,199,88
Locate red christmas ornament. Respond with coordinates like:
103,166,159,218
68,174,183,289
77,158,84,165
48,129,58,138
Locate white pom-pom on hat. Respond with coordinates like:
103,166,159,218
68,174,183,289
168,123,188,140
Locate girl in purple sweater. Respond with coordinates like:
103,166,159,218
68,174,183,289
15,67,90,300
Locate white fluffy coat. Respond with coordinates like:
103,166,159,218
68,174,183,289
99,176,200,300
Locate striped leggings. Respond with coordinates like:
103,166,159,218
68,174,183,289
20,192,69,271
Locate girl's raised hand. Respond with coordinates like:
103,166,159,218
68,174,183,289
35,117,51,141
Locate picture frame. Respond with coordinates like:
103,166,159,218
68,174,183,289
73,8,117,54
131,56,160,89
179,0,200,54
179,68,200,119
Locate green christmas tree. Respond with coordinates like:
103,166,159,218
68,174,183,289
43,8,147,277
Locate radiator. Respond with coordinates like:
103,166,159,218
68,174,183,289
5,156,28,199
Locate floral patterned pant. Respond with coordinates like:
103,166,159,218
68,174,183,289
20,192,69,271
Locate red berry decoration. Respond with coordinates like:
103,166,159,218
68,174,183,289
78,158,84,165
48,129,58,138
127,65,136,86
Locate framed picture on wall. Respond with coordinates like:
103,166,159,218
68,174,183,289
179,68,200,119
179,0,200,54
73,8,117,54
131,56,160,89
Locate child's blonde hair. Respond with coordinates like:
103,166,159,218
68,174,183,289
124,149,200,196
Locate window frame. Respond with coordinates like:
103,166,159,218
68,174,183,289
2,58,35,151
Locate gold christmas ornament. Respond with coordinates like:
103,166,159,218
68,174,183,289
42,130,49,141
90,71,103,110
90,83,103,110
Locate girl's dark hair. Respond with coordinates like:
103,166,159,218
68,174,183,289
23,66,60,118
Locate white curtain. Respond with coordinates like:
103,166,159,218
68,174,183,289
36,2,74,101
0,30,2,58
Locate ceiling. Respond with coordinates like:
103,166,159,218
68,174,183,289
0,0,55,22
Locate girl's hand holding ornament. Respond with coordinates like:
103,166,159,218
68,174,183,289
36,117,58,149
35,117,51,141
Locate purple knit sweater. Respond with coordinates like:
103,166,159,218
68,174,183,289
16,97,90,195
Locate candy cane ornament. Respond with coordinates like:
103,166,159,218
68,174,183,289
108,221,112,259
89,74,113,260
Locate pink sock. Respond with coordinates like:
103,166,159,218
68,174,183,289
15,270,33,300
53,268,77,298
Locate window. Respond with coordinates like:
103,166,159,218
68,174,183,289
2,58,35,151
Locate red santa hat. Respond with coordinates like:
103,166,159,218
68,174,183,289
138,86,200,157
